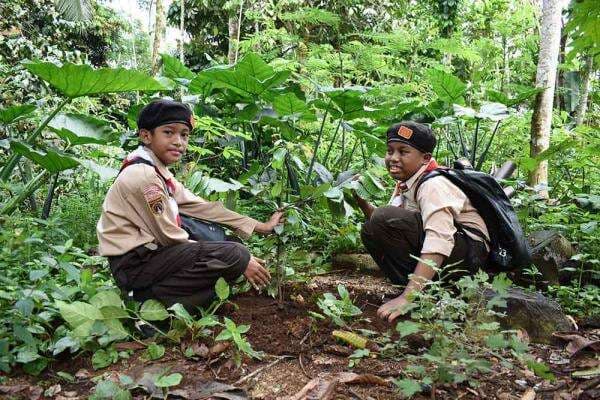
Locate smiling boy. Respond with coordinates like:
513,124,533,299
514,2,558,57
353,121,490,322
97,99,282,309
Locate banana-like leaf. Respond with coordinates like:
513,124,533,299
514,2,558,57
160,53,195,81
0,104,36,124
48,113,114,145
10,141,79,173
426,69,466,104
24,62,166,98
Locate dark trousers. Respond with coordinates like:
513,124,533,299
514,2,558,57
361,206,488,285
108,241,250,309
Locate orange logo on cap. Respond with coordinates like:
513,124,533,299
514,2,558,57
398,125,413,139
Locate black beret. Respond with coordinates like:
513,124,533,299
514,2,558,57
137,99,194,131
386,121,436,153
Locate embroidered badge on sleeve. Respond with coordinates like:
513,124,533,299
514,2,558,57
143,185,166,215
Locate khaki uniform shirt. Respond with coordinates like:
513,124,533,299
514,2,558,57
97,147,258,256
389,161,490,257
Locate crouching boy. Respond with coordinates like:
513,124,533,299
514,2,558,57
353,122,490,322
97,99,282,309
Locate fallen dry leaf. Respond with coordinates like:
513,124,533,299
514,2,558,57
337,372,389,386
552,332,600,356
289,374,338,400
521,388,536,400
210,341,231,356
75,369,91,379
45,383,62,397
191,342,210,358
114,341,146,351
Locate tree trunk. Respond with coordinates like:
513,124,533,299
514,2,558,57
227,1,244,65
150,0,165,76
554,26,567,111
574,56,594,126
179,0,185,63
529,0,564,198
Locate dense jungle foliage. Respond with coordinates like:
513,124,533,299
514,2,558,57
0,0,598,398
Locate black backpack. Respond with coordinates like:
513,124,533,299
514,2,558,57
417,168,532,269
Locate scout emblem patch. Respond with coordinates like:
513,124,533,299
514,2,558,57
398,125,413,139
143,185,165,215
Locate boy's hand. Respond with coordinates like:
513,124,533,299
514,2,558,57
377,295,410,323
243,256,271,289
350,174,375,219
254,211,285,234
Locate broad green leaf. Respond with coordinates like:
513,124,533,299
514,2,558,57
168,303,194,325
160,53,195,81
453,104,477,118
71,320,95,338
215,277,230,301
0,104,36,124
24,61,166,98
92,349,114,370
140,300,169,321
235,52,276,81
90,290,122,309
273,93,310,119
426,69,466,104
394,378,422,397
49,113,113,145
52,336,79,356
10,141,79,172
100,306,129,320
325,89,368,120
477,103,509,121
154,372,182,388
103,319,129,340
78,159,119,182
146,343,165,360
56,300,103,328
395,321,421,338
526,359,555,381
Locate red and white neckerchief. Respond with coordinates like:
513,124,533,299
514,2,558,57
389,159,439,207
122,146,182,226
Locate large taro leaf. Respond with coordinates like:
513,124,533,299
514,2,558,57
190,52,291,99
324,89,369,120
56,300,103,330
48,113,114,145
272,93,314,120
477,102,508,121
24,61,166,98
10,141,79,172
0,104,36,124
160,53,195,81
426,69,467,104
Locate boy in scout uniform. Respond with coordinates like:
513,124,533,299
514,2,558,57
353,121,490,322
97,99,283,309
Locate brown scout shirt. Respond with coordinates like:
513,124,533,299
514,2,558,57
389,161,490,257
97,147,258,256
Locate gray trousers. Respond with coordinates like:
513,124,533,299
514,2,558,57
361,206,488,285
108,241,250,309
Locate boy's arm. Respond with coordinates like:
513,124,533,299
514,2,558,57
174,181,259,239
352,190,375,219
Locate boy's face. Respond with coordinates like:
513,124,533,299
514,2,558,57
140,123,190,165
384,142,431,181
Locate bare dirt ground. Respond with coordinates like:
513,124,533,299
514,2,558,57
1,272,598,399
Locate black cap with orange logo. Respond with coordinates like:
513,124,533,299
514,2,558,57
386,121,436,153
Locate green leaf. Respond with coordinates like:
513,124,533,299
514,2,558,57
100,306,129,320
92,349,114,370
325,89,368,120
140,300,169,321
394,378,422,397
169,303,194,325
56,300,103,328
215,277,230,301
90,290,123,309
395,321,421,338
48,113,113,145
10,141,79,172
154,372,182,388
526,359,555,381
485,333,507,349
0,104,36,124
146,343,165,360
161,53,195,81
78,159,119,182
426,69,466,104
273,93,311,119
24,61,166,98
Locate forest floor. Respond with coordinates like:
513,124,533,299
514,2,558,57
1,269,599,400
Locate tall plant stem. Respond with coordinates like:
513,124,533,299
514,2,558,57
455,121,469,160
306,102,331,180
321,118,343,167
41,173,60,219
470,118,481,166
0,98,71,182
0,171,49,216
360,139,367,168
17,161,37,212
344,140,359,170
475,121,501,171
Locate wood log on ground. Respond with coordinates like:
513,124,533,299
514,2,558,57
331,253,380,273
528,230,575,286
